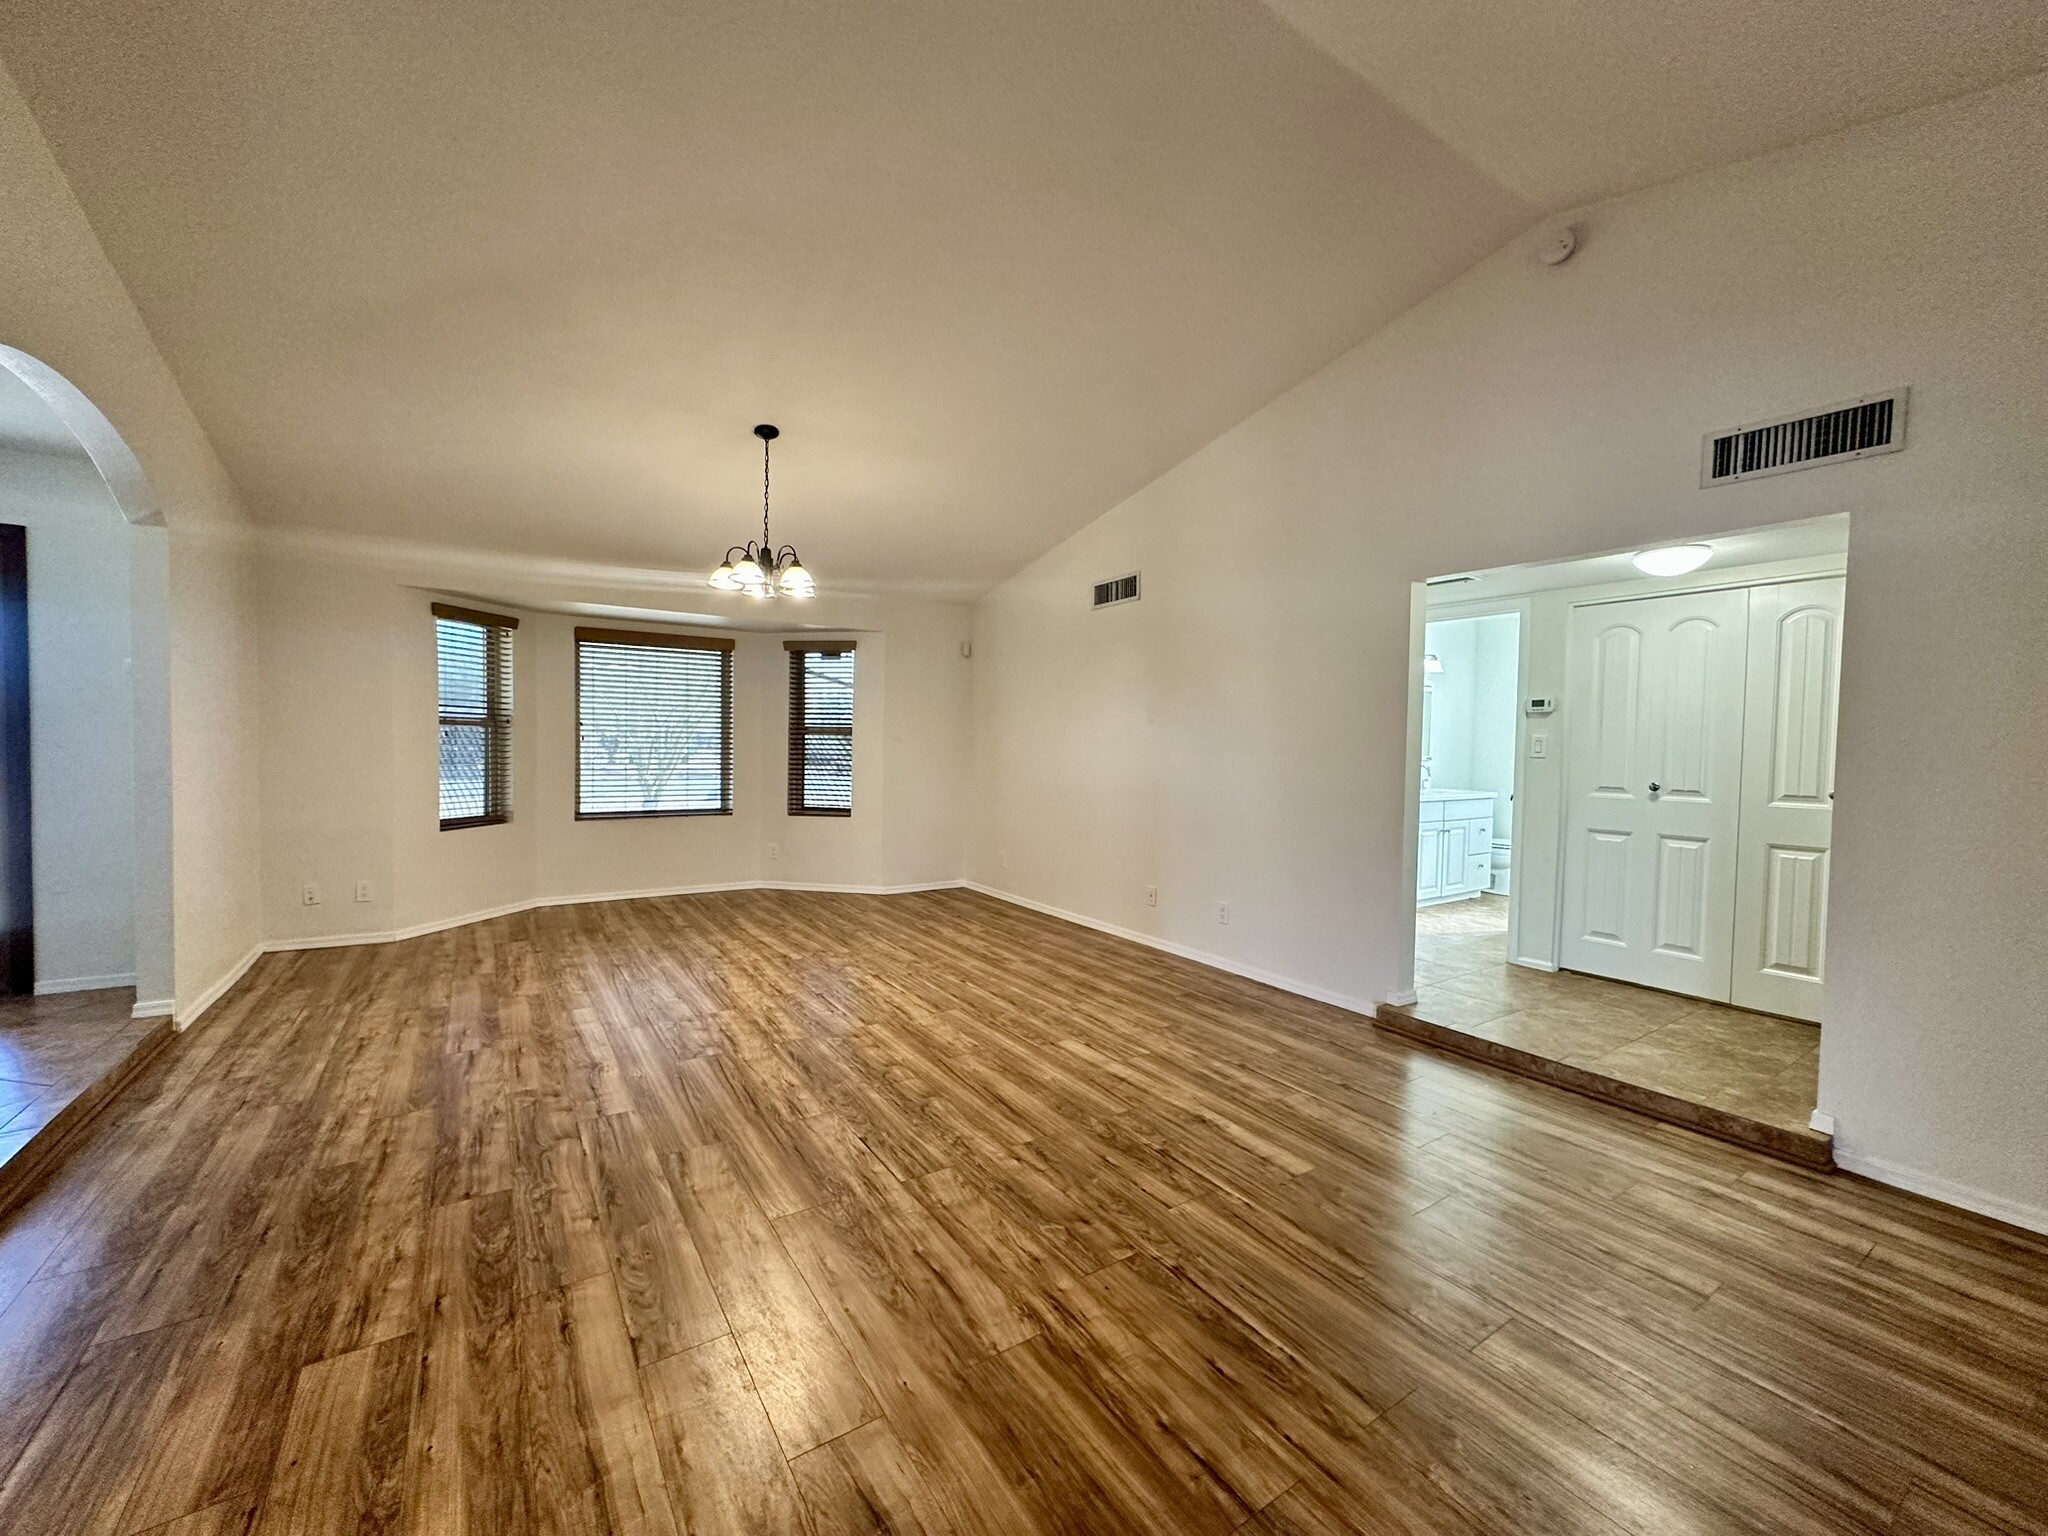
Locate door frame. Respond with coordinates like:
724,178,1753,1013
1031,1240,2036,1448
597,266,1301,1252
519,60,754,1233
1398,595,1532,999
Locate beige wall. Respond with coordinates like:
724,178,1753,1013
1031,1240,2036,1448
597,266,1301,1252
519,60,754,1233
256,540,972,943
970,77,2048,1228
0,59,262,1019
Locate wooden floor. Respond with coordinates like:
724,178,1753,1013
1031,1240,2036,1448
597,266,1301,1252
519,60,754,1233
0,890,2043,1536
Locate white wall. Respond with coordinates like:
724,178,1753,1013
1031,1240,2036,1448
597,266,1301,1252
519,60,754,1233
0,446,135,989
970,76,2048,1228
1421,612,1515,822
1,58,262,1019
256,539,973,944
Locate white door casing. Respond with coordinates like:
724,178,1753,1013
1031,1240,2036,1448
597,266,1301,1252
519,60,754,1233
1560,588,1749,999
1730,578,1843,1021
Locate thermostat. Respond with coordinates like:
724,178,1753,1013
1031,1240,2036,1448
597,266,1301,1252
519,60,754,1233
1526,697,1556,714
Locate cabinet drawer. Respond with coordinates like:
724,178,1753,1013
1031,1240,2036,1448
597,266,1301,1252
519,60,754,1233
1467,854,1491,889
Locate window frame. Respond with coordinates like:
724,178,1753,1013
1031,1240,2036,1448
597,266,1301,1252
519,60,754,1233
785,640,856,817
573,627,736,820
434,602,519,832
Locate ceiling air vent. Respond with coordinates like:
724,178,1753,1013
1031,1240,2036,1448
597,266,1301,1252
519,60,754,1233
1703,388,1906,487
1092,573,1140,608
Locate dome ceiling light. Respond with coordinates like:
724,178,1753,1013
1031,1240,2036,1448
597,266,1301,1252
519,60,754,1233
1632,543,1713,578
709,424,814,600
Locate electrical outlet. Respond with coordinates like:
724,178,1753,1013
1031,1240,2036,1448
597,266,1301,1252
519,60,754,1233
768,841,781,861
1215,901,1230,925
354,880,372,903
1145,884,1157,908
999,849,1009,869
301,884,319,906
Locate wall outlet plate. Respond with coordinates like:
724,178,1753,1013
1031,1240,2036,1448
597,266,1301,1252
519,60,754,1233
1145,884,1157,907
354,880,372,903
301,884,319,906
1215,901,1230,925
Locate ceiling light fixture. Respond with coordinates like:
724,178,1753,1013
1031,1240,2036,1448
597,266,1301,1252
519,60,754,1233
709,424,813,600
1632,543,1713,578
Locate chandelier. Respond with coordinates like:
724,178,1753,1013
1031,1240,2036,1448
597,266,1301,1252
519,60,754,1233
709,423,814,599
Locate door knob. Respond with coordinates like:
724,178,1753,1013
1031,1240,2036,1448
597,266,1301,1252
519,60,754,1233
1648,782,1661,793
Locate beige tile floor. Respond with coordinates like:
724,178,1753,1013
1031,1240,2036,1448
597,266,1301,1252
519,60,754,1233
0,986,154,1172
1414,894,1820,1135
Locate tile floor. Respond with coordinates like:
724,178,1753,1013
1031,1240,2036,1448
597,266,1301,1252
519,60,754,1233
0,986,156,1173
1414,894,1820,1135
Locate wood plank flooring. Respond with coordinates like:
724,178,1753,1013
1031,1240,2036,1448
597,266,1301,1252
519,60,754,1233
0,887,2043,1535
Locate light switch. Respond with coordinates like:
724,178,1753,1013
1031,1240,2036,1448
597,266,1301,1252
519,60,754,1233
1530,734,1549,759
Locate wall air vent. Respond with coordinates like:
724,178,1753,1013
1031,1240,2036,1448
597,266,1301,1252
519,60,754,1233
1092,573,1140,608
1703,388,1906,487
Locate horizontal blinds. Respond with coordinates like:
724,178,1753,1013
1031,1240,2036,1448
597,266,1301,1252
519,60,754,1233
435,609,515,827
788,645,855,814
577,630,733,816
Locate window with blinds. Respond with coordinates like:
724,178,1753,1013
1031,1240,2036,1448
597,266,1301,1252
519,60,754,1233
435,603,517,829
786,641,855,815
576,628,735,817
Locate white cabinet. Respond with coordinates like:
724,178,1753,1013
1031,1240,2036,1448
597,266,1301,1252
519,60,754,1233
1419,792,1494,905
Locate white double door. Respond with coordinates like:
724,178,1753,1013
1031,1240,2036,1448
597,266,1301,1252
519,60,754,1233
1559,577,1842,1020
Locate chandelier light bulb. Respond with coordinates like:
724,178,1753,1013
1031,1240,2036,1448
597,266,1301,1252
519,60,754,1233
707,423,816,600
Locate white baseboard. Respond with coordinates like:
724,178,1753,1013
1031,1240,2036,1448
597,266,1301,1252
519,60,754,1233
963,882,1375,1017
175,942,265,1032
34,972,137,995
131,997,176,1020
1382,988,1418,1008
1832,1146,2048,1237
1808,1110,1836,1136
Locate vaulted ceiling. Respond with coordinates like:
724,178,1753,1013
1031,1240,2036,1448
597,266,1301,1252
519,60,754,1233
2,2,2039,592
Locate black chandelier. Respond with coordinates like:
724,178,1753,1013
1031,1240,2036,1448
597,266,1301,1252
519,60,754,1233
709,424,814,600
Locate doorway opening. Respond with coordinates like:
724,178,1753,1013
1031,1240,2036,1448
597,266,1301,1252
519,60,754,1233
0,346,174,1210
1389,515,1849,1166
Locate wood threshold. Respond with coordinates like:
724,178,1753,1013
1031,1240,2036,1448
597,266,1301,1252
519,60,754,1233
1376,1002,1834,1169
0,1015,175,1219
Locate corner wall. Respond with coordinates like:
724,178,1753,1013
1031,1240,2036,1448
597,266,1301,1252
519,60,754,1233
969,76,2048,1228
1,58,263,1021
256,539,972,946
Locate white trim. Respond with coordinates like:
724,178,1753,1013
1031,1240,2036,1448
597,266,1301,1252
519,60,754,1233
175,942,265,1032
33,972,137,995
258,524,986,603
260,879,972,954
1832,1147,2048,1238
131,998,175,1020
1808,1110,1836,1136
964,882,1375,1017
1382,988,1418,1007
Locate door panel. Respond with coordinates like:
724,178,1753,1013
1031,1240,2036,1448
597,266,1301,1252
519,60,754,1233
1560,587,1747,998
1732,579,1844,1020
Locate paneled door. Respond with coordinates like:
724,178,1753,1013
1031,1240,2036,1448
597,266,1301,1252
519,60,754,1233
1559,587,1749,999
1730,578,1844,1021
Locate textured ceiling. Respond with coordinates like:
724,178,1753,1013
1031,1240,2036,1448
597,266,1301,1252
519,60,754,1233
1260,0,2048,209
1,2,2038,591
0,0,1528,591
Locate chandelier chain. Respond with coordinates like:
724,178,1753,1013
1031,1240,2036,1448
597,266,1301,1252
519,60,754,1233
762,434,772,550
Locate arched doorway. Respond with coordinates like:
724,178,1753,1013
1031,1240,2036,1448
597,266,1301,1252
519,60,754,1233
0,344,173,1017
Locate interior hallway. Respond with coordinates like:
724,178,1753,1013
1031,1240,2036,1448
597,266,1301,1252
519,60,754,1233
0,888,2040,1533
1412,895,1821,1139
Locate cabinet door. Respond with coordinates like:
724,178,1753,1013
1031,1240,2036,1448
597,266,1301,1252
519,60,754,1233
1418,825,1444,901
1443,820,1473,896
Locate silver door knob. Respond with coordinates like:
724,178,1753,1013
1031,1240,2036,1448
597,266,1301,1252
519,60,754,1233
1648,781,1661,793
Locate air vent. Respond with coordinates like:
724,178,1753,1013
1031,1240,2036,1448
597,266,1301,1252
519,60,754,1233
1703,388,1906,487
1092,573,1140,608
